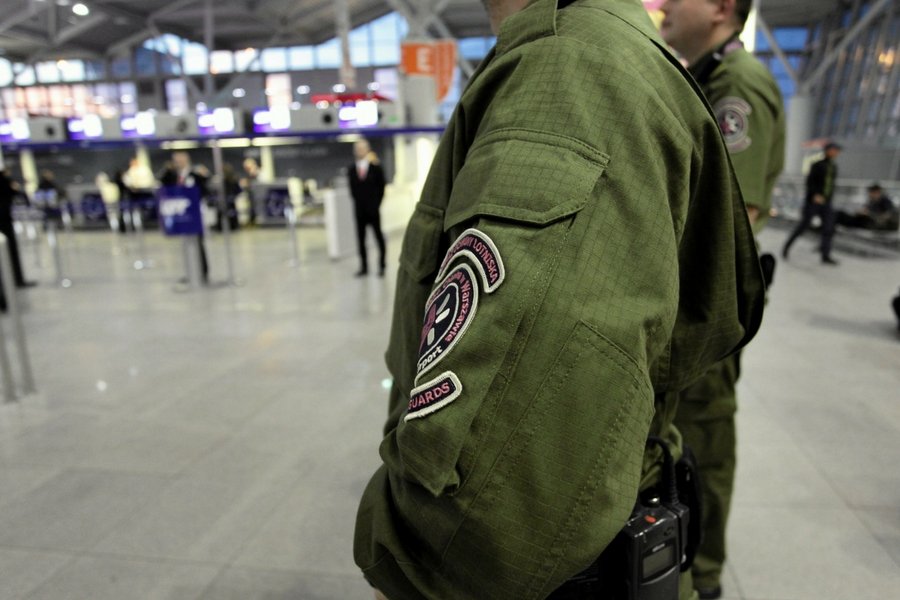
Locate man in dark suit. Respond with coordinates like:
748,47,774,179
348,139,386,277
160,151,210,282
0,168,34,289
782,142,842,265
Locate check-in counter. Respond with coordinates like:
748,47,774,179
64,183,109,229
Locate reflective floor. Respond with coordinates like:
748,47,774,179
0,221,897,600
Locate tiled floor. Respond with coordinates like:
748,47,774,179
0,219,897,599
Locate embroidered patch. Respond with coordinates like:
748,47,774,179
405,371,463,421
715,96,753,153
437,229,505,293
417,264,479,377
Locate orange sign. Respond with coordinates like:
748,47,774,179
401,40,458,101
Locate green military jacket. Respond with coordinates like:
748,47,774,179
690,41,786,234
354,1,765,598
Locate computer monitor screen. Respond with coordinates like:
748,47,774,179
252,108,292,134
67,115,104,140
197,108,236,136
121,112,156,138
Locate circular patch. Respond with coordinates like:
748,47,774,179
715,96,752,153
417,264,479,378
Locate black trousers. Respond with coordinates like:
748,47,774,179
783,201,836,259
354,210,385,272
0,221,27,285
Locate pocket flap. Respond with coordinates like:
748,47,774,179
444,128,609,231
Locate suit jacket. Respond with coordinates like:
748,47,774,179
348,161,386,220
805,157,837,203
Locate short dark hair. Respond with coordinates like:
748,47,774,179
867,183,882,192
734,0,752,28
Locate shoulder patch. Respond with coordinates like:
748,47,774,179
417,264,479,378
714,96,752,153
437,229,505,293
405,371,463,421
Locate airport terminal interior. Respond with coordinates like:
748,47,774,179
0,1,898,599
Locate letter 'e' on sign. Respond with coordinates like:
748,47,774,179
401,41,458,101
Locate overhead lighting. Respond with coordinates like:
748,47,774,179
296,85,310,95
367,82,380,91
232,88,246,98
72,3,89,16
332,83,346,93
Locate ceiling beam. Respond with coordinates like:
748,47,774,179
0,2,51,37
801,0,892,92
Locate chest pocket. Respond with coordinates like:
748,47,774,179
443,128,609,232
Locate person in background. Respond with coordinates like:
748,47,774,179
892,287,900,332
240,157,260,224
160,151,210,283
836,183,898,232
216,164,241,231
0,168,35,293
659,0,785,597
347,138,387,277
782,142,842,265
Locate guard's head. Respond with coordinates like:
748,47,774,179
354,139,371,160
661,0,750,62
867,183,882,197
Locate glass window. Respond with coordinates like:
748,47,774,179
36,62,61,84
110,56,131,79
316,39,341,68
59,59,86,82
235,48,260,72
135,47,157,77
0,59,12,87
370,12,403,43
262,47,288,72
350,27,371,67
25,87,48,114
183,42,209,75
265,73,292,109
119,82,138,115
459,38,490,61
165,79,189,115
15,65,36,86
84,60,106,80
210,50,234,74
289,46,315,70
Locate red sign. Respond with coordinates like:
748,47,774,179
401,40,458,101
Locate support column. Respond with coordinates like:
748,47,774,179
203,0,215,100
19,149,38,197
259,146,276,183
785,94,815,176
335,0,356,90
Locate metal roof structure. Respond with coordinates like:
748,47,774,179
0,0,846,64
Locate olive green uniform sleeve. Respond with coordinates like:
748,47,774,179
705,50,786,234
354,2,764,599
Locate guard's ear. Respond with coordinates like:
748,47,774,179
712,0,736,26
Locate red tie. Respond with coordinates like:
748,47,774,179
358,165,365,180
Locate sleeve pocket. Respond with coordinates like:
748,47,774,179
444,128,610,231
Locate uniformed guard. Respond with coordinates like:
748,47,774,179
354,1,765,599
659,1,786,598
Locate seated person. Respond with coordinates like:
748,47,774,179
836,183,899,231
